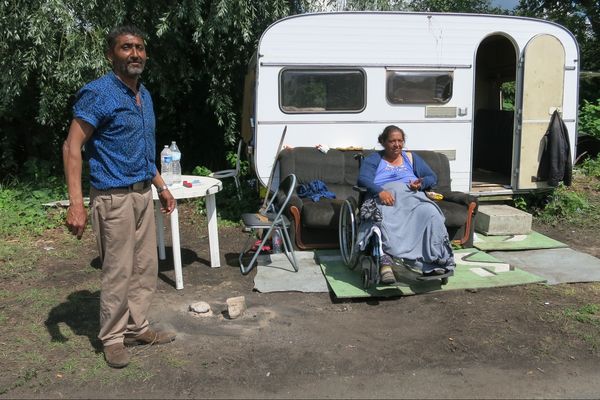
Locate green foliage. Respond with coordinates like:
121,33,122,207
0,158,67,238
501,81,515,111
564,304,600,327
577,156,600,179
579,99,600,140
410,0,497,13
191,144,259,223
536,184,590,223
192,165,212,177
512,195,528,211
0,0,296,176
516,1,600,92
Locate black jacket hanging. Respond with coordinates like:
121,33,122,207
536,110,572,187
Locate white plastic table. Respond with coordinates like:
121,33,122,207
152,175,223,290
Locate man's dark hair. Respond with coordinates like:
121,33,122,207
106,25,146,53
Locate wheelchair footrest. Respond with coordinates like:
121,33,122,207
415,270,454,281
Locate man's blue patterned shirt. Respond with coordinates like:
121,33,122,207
73,71,157,190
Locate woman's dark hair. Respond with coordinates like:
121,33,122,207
378,125,406,145
106,25,146,53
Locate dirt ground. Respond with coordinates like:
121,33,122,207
2,198,600,399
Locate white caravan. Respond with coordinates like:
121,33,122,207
241,12,579,196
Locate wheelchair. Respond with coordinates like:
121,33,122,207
338,188,453,289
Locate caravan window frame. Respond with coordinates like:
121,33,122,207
279,68,367,114
386,70,454,105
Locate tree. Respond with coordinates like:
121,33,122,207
0,0,296,177
409,0,498,13
516,1,600,101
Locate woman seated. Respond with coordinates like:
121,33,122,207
357,125,455,284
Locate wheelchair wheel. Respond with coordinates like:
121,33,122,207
362,268,370,289
339,197,359,269
359,255,379,289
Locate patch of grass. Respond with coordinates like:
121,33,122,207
15,288,62,314
163,354,190,368
0,241,44,280
537,184,590,223
563,304,600,351
0,181,66,239
577,156,600,179
564,304,600,326
119,361,154,382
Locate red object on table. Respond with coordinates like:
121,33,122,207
183,181,192,188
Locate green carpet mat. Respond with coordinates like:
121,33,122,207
473,231,567,251
317,249,546,299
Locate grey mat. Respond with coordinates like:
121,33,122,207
253,251,329,293
490,248,600,285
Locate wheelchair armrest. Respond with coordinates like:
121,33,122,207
353,185,367,193
439,191,479,211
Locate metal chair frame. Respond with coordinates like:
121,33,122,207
239,174,299,275
210,140,242,199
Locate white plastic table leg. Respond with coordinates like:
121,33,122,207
169,205,183,290
205,193,221,268
155,201,166,260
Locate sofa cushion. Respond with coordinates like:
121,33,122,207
300,198,345,229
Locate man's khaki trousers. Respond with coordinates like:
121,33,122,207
90,187,158,346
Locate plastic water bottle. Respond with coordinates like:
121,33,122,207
271,230,282,253
169,141,182,187
161,145,173,186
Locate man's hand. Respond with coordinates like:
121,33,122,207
159,189,176,214
378,190,395,206
66,203,88,239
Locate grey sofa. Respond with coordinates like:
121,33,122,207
277,147,478,250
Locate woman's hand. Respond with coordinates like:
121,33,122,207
378,190,395,206
408,178,423,191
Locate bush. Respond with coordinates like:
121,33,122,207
579,99,600,140
0,158,68,238
577,156,600,178
537,184,590,224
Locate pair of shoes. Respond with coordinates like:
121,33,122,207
250,239,271,253
124,329,176,346
380,264,396,284
104,343,129,368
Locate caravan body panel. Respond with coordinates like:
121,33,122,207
248,12,579,194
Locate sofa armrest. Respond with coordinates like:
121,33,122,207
439,191,478,210
287,194,303,211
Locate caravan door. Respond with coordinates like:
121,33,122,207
516,35,565,189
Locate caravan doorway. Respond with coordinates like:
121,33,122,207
472,35,518,193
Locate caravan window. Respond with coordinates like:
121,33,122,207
386,71,453,104
280,69,365,113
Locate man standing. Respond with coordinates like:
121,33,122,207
63,25,176,368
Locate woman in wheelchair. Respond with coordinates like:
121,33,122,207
356,125,455,284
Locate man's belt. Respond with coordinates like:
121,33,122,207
94,180,152,195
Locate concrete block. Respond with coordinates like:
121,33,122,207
475,204,532,236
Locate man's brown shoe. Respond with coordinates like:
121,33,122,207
124,329,176,346
104,343,129,368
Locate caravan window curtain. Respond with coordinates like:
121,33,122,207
386,71,453,105
280,69,365,113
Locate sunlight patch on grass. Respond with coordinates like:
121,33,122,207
163,353,191,368
0,241,44,280
119,361,154,382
